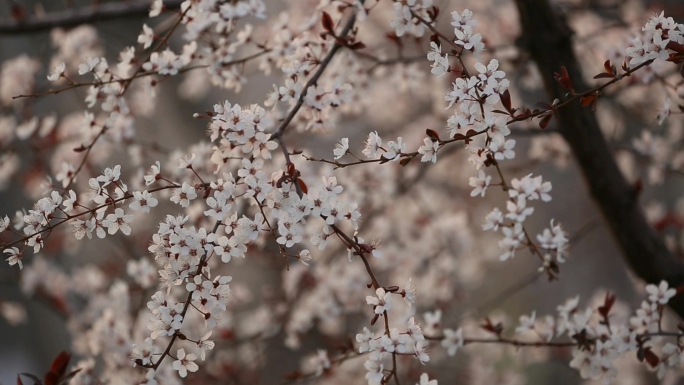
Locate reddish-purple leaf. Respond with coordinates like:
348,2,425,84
666,40,684,54
593,72,615,79
580,95,596,107
49,351,71,379
296,178,308,195
426,5,440,21
346,41,366,50
500,89,512,113
321,12,335,34
637,347,660,368
539,114,552,130
598,292,616,318
553,66,576,94
426,128,440,142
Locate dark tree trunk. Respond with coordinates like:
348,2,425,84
513,0,684,317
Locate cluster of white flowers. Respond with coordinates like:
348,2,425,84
415,281,681,384
626,12,684,67
423,10,569,269
391,0,434,38
451,9,484,54
356,317,430,385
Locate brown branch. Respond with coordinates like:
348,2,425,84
270,6,361,140
513,0,684,318
0,0,184,35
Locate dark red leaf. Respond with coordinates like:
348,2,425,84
399,157,412,167
321,12,335,35
666,40,684,54
425,129,440,142
61,369,82,384
346,41,366,50
642,347,660,368
44,372,58,385
49,351,71,379
580,95,596,107
500,89,512,113
598,292,616,318
426,5,440,21
370,313,380,326
18,373,41,385
287,162,296,177
296,178,308,195
593,73,615,79
553,66,576,94
480,317,503,336
603,60,615,76
539,114,552,130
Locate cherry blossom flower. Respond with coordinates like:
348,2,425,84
515,311,536,334
97,165,121,187
129,191,159,213
384,137,405,160
414,340,430,364
333,138,349,160
417,373,438,385
138,24,154,49
362,131,382,158
645,280,677,305
656,98,671,125
499,223,524,260
469,170,491,197
4,247,22,269
367,288,392,314
103,208,134,235
311,349,330,376
131,338,157,366
170,182,197,208
441,328,464,356
364,359,384,385
427,42,449,77
78,57,100,75
482,207,504,231
489,134,516,160
144,161,161,186
47,62,65,81
418,137,439,163
403,278,417,306
172,348,198,378
196,331,215,360
451,9,477,30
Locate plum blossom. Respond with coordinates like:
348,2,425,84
333,138,349,159
172,348,198,378
645,280,677,305
170,182,197,207
418,138,439,163
367,288,392,314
